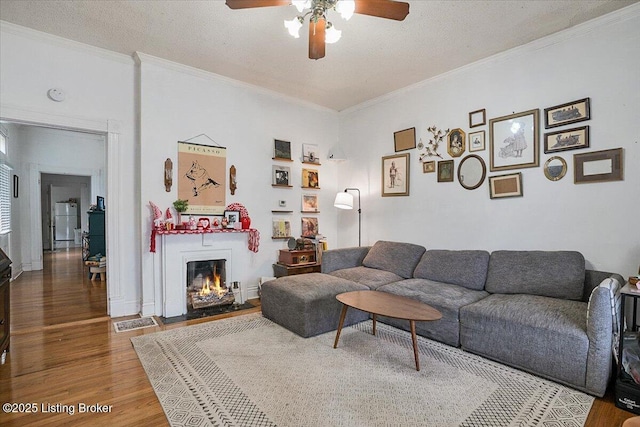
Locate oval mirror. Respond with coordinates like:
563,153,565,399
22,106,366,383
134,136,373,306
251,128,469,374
457,154,486,190
544,156,567,181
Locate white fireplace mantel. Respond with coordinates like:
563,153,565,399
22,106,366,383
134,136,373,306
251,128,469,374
158,232,253,317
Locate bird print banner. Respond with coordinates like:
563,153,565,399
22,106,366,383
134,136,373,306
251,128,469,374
177,141,226,215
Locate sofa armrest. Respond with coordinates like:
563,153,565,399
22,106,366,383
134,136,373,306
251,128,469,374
583,270,624,301
585,276,621,396
321,246,371,274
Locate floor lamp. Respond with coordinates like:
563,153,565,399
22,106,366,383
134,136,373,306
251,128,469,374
334,188,361,247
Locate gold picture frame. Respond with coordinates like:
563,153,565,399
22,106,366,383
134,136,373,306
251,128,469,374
382,153,410,196
489,109,539,172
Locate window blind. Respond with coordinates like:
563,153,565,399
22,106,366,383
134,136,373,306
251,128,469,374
0,164,11,234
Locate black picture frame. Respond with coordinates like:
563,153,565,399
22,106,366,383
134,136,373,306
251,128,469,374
543,126,590,154
393,127,416,152
543,98,590,129
13,175,18,198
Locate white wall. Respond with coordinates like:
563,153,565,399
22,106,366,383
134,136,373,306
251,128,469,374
337,6,640,277
137,55,339,316
0,22,138,316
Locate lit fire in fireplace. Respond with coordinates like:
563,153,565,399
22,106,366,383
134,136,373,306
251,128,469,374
199,267,226,298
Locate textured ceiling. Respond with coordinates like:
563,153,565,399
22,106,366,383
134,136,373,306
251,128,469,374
0,0,637,111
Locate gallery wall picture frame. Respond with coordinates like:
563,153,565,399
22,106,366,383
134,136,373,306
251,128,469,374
489,109,539,172
302,143,320,164
382,153,410,196
301,217,319,238
469,109,486,128
177,141,226,215
422,161,435,173
489,172,523,199
272,165,291,187
301,168,320,188
543,156,568,181
13,175,18,198
301,194,319,212
574,148,623,184
447,128,466,157
274,139,292,160
272,219,292,239
468,130,485,152
544,98,590,129
437,160,454,182
543,126,589,154
394,127,416,152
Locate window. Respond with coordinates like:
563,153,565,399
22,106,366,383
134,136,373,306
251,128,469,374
0,131,11,234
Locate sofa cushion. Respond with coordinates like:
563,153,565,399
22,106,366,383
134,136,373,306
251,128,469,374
485,251,585,300
329,266,403,290
414,250,490,291
376,278,488,347
361,241,426,279
459,293,589,388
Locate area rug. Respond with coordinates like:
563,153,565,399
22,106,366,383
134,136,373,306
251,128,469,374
131,313,593,426
113,316,158,333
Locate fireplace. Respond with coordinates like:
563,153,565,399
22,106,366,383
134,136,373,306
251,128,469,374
186,259,234,311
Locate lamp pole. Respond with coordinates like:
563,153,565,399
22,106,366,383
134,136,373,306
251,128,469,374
343,188,361,247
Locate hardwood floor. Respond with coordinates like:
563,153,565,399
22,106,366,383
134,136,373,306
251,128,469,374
0,249,634,426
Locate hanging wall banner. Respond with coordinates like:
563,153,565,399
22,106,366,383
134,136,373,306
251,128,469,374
178,141,226,215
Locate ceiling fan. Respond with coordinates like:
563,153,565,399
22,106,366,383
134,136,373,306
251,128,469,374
225,0,410,60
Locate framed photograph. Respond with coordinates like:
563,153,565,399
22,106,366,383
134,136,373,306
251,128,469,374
422,161,435,173
178,141,226,215
382,153,410,196
468,130,485,152
447,128,466,157
437,160,454,182
469,109,486,128
301,168,319,188
301,194,319,212
574,148,623,184
13,175,18,198
489,172,523,199
272,219,291,238
272,165,291,186
489,109,539,172
544,98,590,129
301,217,319,238
394,127,416,152
302,143,320,164
274,139,292,160
224,210,240,228
544,126,589,154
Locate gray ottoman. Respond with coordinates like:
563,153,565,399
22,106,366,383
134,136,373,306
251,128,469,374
261,273,370,337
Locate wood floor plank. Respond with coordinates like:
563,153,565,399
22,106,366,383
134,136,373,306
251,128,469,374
0,249,633,426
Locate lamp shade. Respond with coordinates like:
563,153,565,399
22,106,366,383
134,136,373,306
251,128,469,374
334,192,353,209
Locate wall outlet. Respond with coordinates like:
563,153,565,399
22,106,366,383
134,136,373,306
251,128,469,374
279,200,286,207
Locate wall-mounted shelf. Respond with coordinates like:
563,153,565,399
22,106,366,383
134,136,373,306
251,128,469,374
272,184,293,188
271,236,293,240
301,211,320,214
272,210,293,214
302,161,322,166
273,157,293,162
301,186,321,190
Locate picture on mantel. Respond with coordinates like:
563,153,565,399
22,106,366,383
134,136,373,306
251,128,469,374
178,141,227,215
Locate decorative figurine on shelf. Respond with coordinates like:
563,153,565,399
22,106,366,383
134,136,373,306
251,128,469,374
241,216,251,230
189,216,197,230
212,217,220,228
221,217,229,228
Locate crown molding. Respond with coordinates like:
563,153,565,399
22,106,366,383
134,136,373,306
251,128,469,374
0,20,134,66
341,3,640,116
134,52,337,115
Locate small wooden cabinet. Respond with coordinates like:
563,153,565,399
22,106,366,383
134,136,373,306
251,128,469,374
88,210,105,257
273,263,321,278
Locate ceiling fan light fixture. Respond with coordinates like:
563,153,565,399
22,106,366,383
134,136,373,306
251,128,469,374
325,22,341,44
284,17,303,38
335,0,355,20
292,0,312,13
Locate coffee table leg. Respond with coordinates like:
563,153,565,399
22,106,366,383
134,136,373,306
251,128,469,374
372,314,377,336
410,320,420,371
333,305,349,348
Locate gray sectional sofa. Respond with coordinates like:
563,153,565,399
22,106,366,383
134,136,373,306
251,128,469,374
260,240,622,397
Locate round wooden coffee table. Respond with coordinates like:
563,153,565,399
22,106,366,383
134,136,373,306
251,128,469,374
333,290,442,371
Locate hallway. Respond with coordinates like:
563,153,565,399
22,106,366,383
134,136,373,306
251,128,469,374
10,248,107,333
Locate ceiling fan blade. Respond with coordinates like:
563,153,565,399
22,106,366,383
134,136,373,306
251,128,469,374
225,0,290,9
354,0,409,21
308,18,326,60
